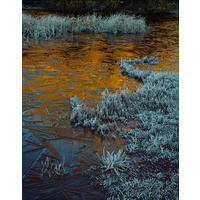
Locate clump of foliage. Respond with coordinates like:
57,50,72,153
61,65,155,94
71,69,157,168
74,59,178,199
70,88,133,138
98,148,131,176
46,0,122,12
119,57,160,81
121,56,159,65
86,0,120,12
23,0,178,13
150,0,178,12
41,157,69,178
22,13,147,40
47,0,85,12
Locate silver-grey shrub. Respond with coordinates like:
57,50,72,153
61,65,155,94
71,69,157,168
22,13,147,40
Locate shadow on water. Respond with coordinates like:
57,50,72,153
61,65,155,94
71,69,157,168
22,13,179,199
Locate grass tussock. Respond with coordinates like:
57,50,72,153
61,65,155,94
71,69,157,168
98,148,131,176
75,59,178,199
22,13,147,40
40,157,69,178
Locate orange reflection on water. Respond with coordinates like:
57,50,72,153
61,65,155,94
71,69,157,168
22,14,179,198
23,14,179,121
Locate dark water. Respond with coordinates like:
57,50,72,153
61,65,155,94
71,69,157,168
22,13,179,199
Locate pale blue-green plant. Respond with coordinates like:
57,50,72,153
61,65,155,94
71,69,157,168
122,56,159,65
40,157,68,178
85,59,179,199
22,13,147,40
98,149,131,176
41,156,54,177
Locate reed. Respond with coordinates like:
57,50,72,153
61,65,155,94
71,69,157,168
22,13,147,40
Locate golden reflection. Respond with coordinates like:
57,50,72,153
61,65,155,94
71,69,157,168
23,15,178,122
22,13,179,198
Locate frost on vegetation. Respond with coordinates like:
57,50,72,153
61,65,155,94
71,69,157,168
93,151,178,200
22,13,147,40
94,160,178,199
120,59,151,81
70,95,81,110
122,56,159,65
82,60,179,199
98,149,131,176
119,57,160,82
69,87,136,137
40,157,69,178
70,65,178,138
